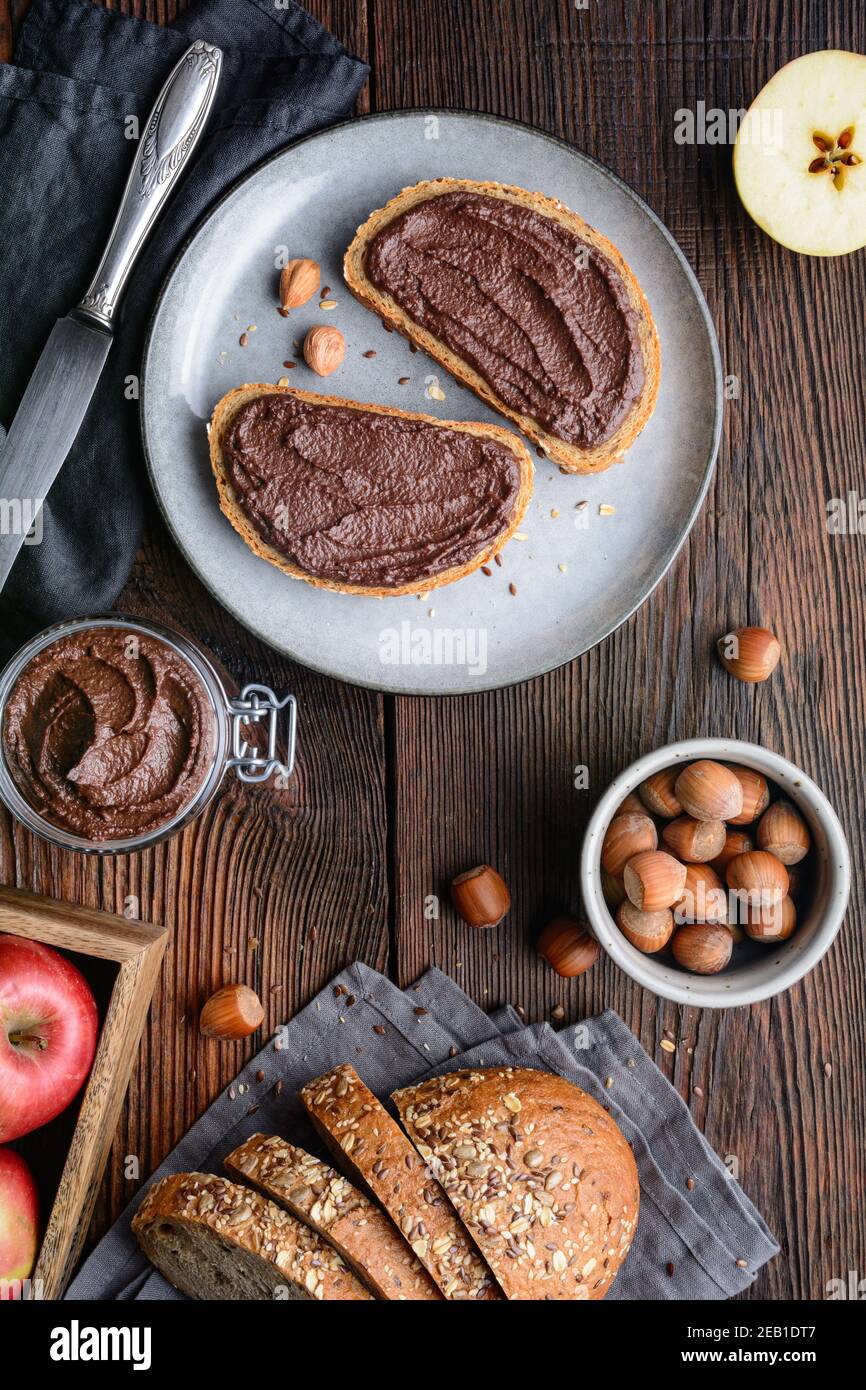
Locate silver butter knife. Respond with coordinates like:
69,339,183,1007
0,39,223,592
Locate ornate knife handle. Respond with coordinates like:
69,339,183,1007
75,40,222,331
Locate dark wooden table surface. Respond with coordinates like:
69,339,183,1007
1,0,864,1301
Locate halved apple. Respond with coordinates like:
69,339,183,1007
734,50,866,256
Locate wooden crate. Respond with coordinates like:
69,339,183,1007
0,886,167,1299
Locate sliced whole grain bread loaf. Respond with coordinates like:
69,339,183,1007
225,1133,441,1301
392,1067,640,1301
132,1171,373,1301
300,1064,501,1300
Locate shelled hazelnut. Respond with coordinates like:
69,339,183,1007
672,924,733,975
786,864,804,900
638,767,683,818
538,917,599,978
601,813,657,877
717,627,781,683
725,850,789,903
662,815,726,864
601,868,626,908
623,851,687,912
675,761,744,822
616,901,673,953
200,984,264,1040
451,864,511,928
756,800,811,865
710,827,754,875
674,863,728,924
304,324,346,376
725,766,770,825
743,895,797,942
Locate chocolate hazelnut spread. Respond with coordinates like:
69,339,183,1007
3,628,216,841
364,191,645,450
222,394,523,588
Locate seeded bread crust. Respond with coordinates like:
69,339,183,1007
225,1133,442,1301
300,1064,501,1300
391,1068,639,1301
132,1171,372,1301
208,383,534,598
343,178,661,475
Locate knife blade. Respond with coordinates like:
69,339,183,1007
0,39,223,595
0,318,112,588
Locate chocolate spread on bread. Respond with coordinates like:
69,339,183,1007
364,191,644,450
4,628,215,840
220,393,523,588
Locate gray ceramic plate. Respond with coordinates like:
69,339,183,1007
142,111,722,695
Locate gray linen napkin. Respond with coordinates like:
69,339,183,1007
65,963,778,1301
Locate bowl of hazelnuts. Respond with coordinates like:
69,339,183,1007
580,739,850,1007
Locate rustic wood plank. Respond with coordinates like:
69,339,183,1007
379,0,866,1300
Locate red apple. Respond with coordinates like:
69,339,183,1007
0,934,98,1142
0,1146,38,1294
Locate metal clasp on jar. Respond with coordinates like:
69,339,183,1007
227,685,297,785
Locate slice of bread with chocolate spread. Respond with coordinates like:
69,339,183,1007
343,178,660,475
208,383,533,597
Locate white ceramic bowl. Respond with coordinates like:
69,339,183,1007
580,738,850,1008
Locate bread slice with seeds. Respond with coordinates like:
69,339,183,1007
392,1067,639,1301
344,179,660,474
209,383,533,597
131,1171,373,1301
300,1064,501,1300
225,1133,442,1300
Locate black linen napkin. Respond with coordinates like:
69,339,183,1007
0,0,368,658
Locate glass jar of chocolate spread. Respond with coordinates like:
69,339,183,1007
0,615,297,854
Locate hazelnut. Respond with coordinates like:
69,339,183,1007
786,864,805,900
675,760,744,822
616,900,673,953
279,257,320,311
601,868,626,909
616,790,646,816
726,850,789,924
638,767,683,818
725,765,770,825
537,917,599,978
200,984,264,1040
671,924,733,975
601,812,657,878
674,863,728,924
717,626,781,683
756,799,811,865
662,815,726,863
727,917,747,944
451,864,510,928
623,851,687,912
709,828,754,876
303,324,346,377
744,895,797,942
